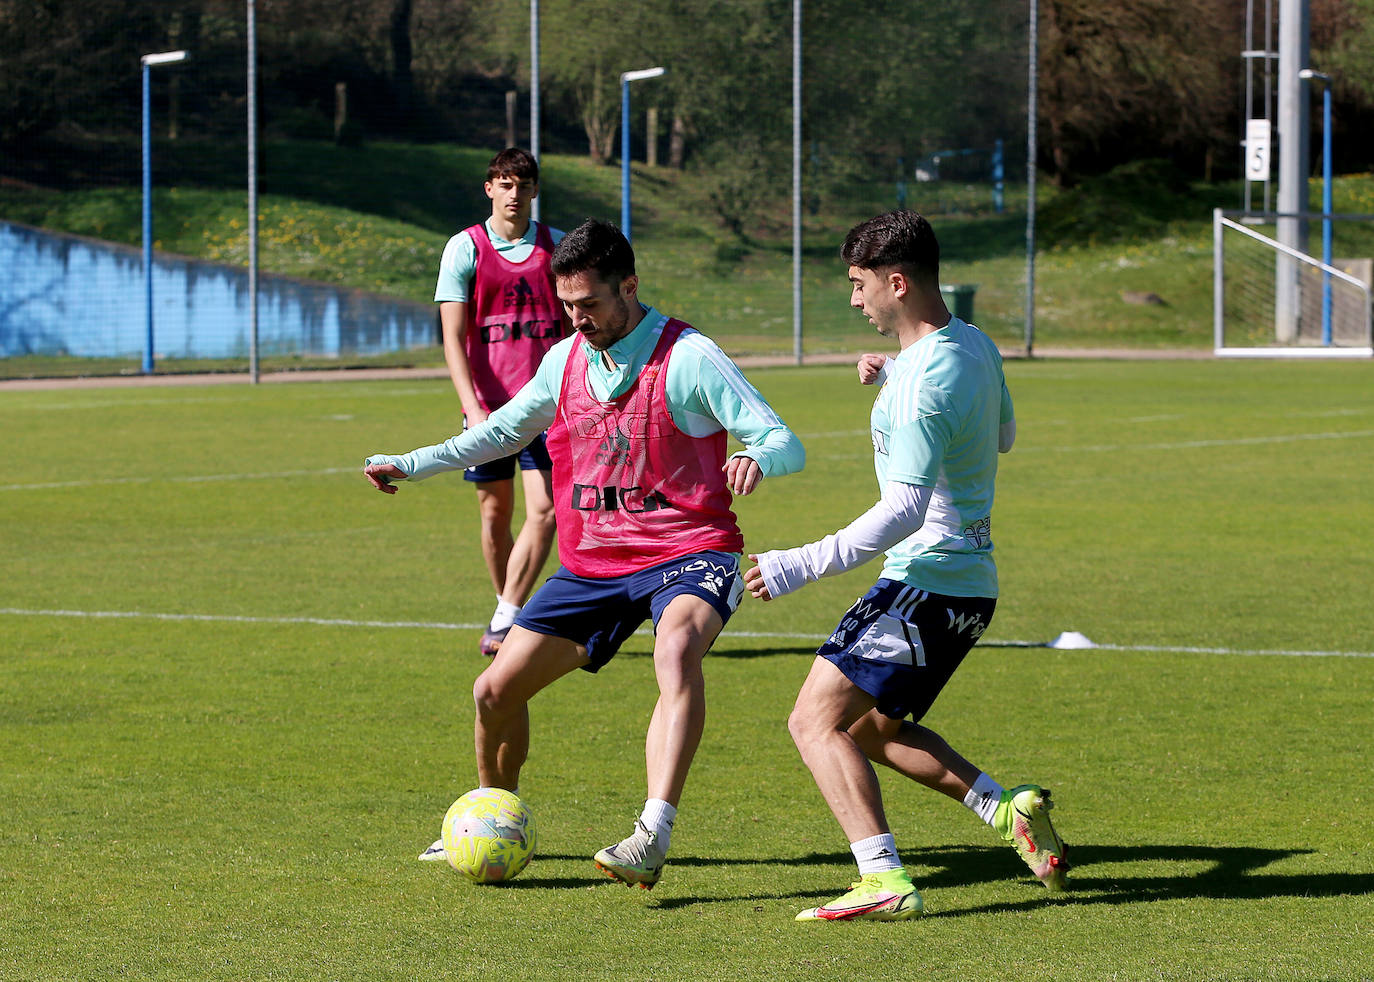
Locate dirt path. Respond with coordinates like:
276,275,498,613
0,347,1214,392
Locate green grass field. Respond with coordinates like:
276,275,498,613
2,359,1372,981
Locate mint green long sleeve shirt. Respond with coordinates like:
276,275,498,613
366,305,805,482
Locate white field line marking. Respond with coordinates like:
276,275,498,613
3,386,441,412
9,427,1373,494
1021,428,1374,455
0,607,486,631
0,466,355,492
2,607,1370,659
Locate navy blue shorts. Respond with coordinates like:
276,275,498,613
463,432,552,483
514,551,744,672
817,579,997,721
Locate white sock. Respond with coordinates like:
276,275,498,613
851,833,902,875
639,798,676,852
963,773,1005,827
489,599,521,632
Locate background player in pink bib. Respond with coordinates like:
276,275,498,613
367,220,805,887
434,148,569,657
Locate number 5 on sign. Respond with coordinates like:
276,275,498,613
1245,119,1271,182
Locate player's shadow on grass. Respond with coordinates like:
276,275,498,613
710,645,820,659
645,843,1374,913
905,842,1374,916
619,645,821,660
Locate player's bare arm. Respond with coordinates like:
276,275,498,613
439,300,488,424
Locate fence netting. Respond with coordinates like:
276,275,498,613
2,2,1030,379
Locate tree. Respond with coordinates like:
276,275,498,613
636,0,793,232
464,0,647,163
0,0,163,144
1315,0,1374,99
390,0,414,124
1313,0,1374,167
1037,0,1237,183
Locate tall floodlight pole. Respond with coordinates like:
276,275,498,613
1264,0,1275,213
1024,0,1038,357
619,67,665,242
792,0,803,365
1275,0,1309,343
247,0,259,383
140,49,189,376
142,60,152,374
530,0,541,222
1301,68,1334,344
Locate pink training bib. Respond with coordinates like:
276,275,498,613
465,222,567,412
546,319,745,577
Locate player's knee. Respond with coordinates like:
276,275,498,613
787,704,817,750
479,499,514,526
473,669,517,718
476,486,514,524
655,653,704,696
526,502,557,536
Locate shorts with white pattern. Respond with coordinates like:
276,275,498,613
817,578,996,721
463,432,552,483
515,550,744,671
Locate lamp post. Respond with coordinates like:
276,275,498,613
530,0,541,222
1025,0,1038,358
140,49,189,375
1300,68,1333,345
619,66,665,242
248,0,259,383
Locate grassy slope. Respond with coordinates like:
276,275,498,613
8,137,1372,370
1,361,1372,980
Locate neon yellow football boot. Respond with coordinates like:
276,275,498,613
796,869,924,922
994,784,1069,891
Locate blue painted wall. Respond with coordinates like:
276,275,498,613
1,221,436,360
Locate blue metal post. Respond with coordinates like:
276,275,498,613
620,77,631,241
141,62,154,374
1320,83,1333,345
621,68,667,243
992,138,1005,213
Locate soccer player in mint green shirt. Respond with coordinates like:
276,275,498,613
745,211,1068,922
364,304,802,484
435,148,568,658
366,220,803,889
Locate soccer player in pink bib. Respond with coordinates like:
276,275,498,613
435,148,569,657
366,219,804,887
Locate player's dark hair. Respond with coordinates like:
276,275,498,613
486,147,539,183
841,210,940,287
550,219,636,286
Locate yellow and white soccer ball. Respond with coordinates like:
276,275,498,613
441,788,537,883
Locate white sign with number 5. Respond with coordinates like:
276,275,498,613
1245,119,1271,182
